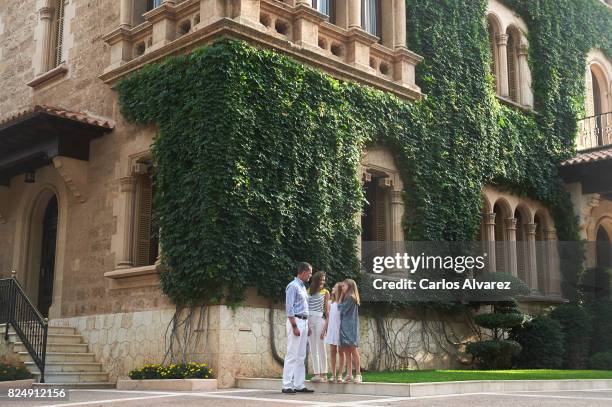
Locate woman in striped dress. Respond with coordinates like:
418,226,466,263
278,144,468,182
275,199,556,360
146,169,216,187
308,271,330,382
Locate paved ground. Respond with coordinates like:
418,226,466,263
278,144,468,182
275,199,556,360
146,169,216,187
1,388,612,407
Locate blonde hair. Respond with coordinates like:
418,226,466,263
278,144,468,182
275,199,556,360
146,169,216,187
330,282,342,303
343,279,361,305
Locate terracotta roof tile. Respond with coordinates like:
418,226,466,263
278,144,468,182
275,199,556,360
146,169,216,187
0,105,114,130
561,147,612,166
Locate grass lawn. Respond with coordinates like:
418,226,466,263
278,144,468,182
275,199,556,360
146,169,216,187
361,370,612,383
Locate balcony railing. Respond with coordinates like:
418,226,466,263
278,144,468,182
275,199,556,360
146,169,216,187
577,112,612,151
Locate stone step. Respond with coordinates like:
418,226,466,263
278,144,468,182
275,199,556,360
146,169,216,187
8,332,83,344
33,382,115,389
0,323,76,336
14,342,89,354
33,371,109,384
26,361,104,373
19,352,97,363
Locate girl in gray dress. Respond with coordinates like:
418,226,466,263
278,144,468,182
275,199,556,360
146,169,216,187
339,278,362,383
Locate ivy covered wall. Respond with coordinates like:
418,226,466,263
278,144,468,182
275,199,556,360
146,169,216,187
117,0,611,306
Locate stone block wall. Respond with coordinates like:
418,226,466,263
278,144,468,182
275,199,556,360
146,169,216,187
51,304,475,388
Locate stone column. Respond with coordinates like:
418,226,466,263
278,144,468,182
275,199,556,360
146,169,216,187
518,44,530,106
390,190,404,241
117,177,138,269
120,0,134,28
545,229,562,297
504,217,518,277
526,223,539,294
348,0,361,29
293,4,326,50
496,33,509,98
482,212,497,273
393,0,407,49
37,6,54,74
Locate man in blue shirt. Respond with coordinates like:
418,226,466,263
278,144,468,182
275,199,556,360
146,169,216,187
282,262,315,394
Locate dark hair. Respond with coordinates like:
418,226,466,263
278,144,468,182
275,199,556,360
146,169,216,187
297,262,312,275
309,271,326,295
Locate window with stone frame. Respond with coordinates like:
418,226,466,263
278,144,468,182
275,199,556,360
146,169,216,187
133,160,159,267
313,0,336,23
361,173,392,242
506,27,520,103
487,16,500,94
362,0,381,39
51,0,68,69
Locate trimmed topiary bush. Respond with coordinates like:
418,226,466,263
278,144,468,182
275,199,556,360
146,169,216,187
466,339,522,370
550,304,593,369
589,352,612,370
510,315,564,368
467,301,525,369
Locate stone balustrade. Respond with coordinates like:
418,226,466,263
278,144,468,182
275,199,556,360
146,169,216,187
101,0,422,100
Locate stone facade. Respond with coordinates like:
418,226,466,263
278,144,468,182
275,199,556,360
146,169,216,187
49,305,474,387
0,0,610,388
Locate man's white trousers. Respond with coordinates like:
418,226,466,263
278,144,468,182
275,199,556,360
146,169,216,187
282,318,308,390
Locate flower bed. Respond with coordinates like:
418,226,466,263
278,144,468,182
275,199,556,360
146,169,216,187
118,362,217,391
128,362,212,380
0,358,32,382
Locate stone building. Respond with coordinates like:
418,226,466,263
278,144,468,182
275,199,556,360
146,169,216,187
0,0,610,388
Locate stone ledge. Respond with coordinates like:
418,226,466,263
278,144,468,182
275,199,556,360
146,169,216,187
116,378,217,391
26,65,68,89
104,264,160,290
235,377,612,397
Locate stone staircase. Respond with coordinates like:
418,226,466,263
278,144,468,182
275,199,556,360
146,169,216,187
1,323,114,388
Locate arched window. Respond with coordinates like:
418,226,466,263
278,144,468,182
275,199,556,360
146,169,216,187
506,28,519,103
360,147,403,244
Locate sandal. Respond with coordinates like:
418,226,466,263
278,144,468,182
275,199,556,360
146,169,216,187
345,376,353,383
354,375,362,383
336,376,344,383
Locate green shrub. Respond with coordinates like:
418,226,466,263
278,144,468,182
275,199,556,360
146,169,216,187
586,300,612,355
589,352,612,370
474,312,524,332
0,359,32,382
128,363,213,380
510,315,564,368
550,304,593,369
466,339,522,369
580,268,611,302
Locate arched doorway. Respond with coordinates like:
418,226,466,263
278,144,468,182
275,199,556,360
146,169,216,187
596,226,611,269
37,196,58,317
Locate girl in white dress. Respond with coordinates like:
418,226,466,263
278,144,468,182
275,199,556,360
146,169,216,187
323,283,343,382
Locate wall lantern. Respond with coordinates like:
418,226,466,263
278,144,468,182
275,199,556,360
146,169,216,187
25,171,36,183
